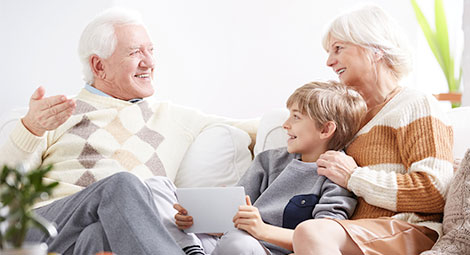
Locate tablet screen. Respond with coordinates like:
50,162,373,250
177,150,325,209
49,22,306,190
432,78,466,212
176,186,246,233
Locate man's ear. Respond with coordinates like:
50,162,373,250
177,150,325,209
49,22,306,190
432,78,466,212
90,54,106,79
320,121,336,140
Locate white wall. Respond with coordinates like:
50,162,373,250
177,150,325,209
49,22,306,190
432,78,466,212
463,0,470,106
0,0,464,119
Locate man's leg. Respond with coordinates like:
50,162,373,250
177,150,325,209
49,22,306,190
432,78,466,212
145,176,206,255
27,172,184,255
73,222,111,255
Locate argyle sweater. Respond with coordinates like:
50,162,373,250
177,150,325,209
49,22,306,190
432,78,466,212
0,89,252,208
345,87,454,235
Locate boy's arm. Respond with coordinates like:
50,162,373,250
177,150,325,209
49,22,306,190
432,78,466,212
236,150,273,203
234,196,294,251
312,178,357,220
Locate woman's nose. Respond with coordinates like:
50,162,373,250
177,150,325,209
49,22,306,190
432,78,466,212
326,54,336,67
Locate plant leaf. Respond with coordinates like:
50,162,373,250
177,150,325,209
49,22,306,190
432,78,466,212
434,0,451,85
410,0,446,75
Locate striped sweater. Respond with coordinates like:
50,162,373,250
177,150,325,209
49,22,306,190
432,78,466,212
345,87,454,235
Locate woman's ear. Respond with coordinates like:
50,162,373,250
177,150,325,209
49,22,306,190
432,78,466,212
90,54,106,79
373,49,384,62
320,121,336,139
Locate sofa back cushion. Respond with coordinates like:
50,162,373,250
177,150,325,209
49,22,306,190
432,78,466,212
253,108,288,156
174,123,252,187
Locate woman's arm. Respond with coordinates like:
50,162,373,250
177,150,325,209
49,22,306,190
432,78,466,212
318,96,454,213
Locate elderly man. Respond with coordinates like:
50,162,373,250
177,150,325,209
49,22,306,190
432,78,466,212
0,7,251,255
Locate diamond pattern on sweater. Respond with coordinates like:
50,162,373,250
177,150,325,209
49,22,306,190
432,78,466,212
111,149,141,170
69,115,99,140
73,100,97,115
145,152,166,176
136,126,164,149
138,101,153,122
78,143,104,169
74,170,97,187
104,117,133,145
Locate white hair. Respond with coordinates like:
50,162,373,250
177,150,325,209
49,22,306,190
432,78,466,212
78,7,146,85
322,5,412,80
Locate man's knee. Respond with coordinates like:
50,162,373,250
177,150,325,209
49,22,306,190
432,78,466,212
102,172,150,199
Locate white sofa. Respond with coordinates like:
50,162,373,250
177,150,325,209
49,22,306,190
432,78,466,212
1,105,470,254
1,106,469,189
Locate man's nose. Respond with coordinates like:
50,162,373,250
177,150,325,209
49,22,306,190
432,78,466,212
141,51,155,68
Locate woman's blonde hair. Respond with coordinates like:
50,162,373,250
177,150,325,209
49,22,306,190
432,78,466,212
322,5,412,80
286,81,367,150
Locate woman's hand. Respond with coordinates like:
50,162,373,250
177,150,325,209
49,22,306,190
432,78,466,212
22,86,76,136
233,196,268,240
317,151,358,189
174,203,193,230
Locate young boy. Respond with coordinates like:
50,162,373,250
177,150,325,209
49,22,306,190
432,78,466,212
145,81,367,255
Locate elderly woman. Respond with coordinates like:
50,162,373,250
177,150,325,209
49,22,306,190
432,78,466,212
292,5,454,255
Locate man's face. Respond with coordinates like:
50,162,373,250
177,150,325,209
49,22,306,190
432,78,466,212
101,24,155,100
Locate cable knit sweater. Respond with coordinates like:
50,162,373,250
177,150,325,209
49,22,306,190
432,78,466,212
0,89,254,208
345,87,454,235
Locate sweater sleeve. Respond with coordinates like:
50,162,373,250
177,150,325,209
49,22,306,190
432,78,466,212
0,121,46,171
236,151,271,203
346,95,454,213
313,178,357,220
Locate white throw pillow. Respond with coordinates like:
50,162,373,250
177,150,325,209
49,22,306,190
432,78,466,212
174,123,252,188
253,108,289,156
448,106,470,159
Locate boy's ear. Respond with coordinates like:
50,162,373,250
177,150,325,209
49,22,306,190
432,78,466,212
320,121,336,139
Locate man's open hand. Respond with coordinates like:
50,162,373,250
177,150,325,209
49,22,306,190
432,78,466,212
22,86,76,136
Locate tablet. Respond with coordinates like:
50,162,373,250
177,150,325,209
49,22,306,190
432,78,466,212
175,186,246,233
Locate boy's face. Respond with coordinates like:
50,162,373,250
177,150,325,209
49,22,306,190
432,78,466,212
283,105,324,162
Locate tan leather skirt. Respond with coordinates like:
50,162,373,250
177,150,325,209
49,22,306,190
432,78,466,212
331,217,438,255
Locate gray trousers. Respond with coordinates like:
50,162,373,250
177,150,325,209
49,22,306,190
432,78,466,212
27,172,184,255
145,176,270,255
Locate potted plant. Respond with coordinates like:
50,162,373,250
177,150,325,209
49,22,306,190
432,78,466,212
0,164,58,255
411,0,463,107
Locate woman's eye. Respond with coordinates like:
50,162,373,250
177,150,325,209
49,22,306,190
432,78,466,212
131,50,141,55
335,46,342,53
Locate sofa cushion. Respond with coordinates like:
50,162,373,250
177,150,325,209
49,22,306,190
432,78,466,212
174,123,252,188
422,149,470,254
253,108,289,156
448,106,470,160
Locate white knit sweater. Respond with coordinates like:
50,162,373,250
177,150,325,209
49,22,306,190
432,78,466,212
0,89,254,208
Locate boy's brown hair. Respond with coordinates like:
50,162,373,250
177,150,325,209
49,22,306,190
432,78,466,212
286,81,367,150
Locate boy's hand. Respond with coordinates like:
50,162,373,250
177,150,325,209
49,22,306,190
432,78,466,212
174,203,193,230
233,196,268,240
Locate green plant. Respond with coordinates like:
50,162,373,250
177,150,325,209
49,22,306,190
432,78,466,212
411,0,463,107
0,164,58,249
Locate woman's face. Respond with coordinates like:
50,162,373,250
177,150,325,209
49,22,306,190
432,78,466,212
325,37,374,90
